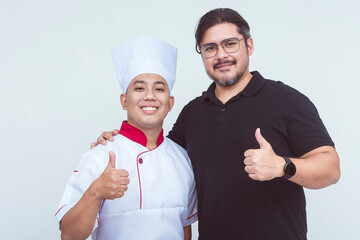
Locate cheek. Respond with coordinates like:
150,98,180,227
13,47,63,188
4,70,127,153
203,60,214,72
160,98,172,111
126,95,141,106
235,52,248,64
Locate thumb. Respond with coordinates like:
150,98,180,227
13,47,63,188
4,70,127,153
107,151,116,169
255,128,270,149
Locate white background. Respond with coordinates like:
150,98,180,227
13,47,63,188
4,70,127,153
1,0,359,239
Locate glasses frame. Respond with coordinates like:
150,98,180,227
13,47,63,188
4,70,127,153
197,37,246,59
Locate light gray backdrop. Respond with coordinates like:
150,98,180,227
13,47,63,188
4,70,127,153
1,0,359,239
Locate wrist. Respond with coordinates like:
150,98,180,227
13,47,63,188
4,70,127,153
88,181,103,202
276,155,286,178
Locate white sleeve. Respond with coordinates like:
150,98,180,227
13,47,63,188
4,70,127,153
55,151,104,230
184,178,198,226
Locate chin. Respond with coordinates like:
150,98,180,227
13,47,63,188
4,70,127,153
212,75,240,86
217,79,238,87
139,119,163,130
210,69,246,87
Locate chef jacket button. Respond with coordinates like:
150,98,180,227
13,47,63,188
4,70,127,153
138,158,143,164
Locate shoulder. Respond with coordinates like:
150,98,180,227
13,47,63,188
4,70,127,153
162,138,193,170
264,78,303,96
163,137,189,157
164,137,188,153
260,78,309,105
181,94,205,112
81,135,125,164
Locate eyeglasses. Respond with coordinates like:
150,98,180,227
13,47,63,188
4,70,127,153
197,37,245,59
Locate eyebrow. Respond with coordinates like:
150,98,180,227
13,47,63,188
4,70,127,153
201,37,238,46
133,80,165,85
133,80,145,84
154,81,165,85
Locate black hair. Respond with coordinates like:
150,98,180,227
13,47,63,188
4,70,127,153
195,8,251,52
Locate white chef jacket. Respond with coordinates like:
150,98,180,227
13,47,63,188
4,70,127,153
56,121,197,240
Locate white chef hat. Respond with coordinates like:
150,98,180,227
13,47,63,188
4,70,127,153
112,35,178,93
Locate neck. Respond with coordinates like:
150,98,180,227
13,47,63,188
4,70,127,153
214,71,253,104
124,120,163,149
142,126,162,149
121,121,164,149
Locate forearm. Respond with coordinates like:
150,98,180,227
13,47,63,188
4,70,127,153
289,146,340,189
183,225,192,240
60,184,102,240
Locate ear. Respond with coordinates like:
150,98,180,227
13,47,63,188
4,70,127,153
246,37,254,56
120,94,127,110
168,96,175,112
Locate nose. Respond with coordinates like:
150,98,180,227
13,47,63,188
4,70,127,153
216,45,228,59
144,89,156,100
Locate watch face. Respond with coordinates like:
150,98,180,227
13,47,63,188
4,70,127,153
286,163,296,177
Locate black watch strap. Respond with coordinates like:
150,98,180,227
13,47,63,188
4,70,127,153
283,156,296,179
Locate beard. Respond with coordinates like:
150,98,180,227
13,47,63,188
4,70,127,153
212,72,241,86
208,60,247,87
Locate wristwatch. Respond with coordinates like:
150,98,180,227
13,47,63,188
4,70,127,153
283,157,296,179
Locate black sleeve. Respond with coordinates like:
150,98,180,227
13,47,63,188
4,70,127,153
167,105,188,149
286,95,334,157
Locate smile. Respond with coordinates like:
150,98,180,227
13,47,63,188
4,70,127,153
141,107,158,110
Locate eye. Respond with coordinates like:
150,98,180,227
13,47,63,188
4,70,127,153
135,87,144,91
202,44,216,53
155,88,165,92
224,40,238,48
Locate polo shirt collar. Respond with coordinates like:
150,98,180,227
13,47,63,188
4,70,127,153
119,121,164,148
202,71,266,101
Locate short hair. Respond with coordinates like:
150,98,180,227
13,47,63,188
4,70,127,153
195,8,251,53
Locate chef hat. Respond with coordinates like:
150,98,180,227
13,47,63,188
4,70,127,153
112,35,178,93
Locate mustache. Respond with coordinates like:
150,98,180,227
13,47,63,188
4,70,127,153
213,60,236,69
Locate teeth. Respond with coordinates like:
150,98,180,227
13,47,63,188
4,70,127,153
142,107,157,110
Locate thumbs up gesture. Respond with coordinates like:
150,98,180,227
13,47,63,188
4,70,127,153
91,151,130,200
243,128,284,181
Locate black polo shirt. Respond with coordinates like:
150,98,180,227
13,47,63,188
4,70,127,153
168,71,334,240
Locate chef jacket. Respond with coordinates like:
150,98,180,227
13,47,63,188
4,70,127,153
56,121,198,240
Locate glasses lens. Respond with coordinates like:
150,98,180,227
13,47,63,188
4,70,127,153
201,43,217,59
222,38,240,53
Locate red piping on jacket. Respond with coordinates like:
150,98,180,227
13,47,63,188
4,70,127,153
56,205,100,225
119,121,165,210
136,143,162,210
55,205,66,216
186,212,198,220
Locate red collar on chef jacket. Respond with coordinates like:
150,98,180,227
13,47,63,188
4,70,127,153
119,121,164,148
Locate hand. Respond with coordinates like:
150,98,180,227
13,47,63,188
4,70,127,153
243,128,285,181
91,151,130,200
90,129,120,149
